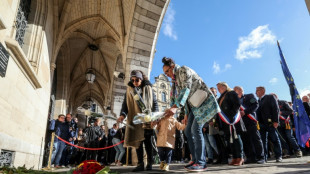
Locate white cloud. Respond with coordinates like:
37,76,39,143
269,77,278,85
213,61,232,74
236,25,276,61
163,4,177,40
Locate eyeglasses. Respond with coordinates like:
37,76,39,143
131,79,140,83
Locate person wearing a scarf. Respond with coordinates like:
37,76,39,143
216,82,244,166
162,57,220,172
117,70,158,172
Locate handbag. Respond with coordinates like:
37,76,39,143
189,89,209,108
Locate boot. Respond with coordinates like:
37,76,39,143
229,158,237,165
132,162,144,172
233,158,244,166
146,163,152,171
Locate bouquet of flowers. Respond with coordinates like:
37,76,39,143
133,112,165,124
73,160,104,174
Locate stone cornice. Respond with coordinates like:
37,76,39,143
5,38,42,89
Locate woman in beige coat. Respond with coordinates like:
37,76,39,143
152,116,186,171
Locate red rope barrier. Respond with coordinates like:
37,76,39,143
55,135,124,150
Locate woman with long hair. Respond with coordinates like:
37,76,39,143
162,57,220,172
117,70,158,172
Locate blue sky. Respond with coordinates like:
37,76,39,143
150,0,310,101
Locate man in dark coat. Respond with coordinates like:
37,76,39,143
302,96,310,118
234,86,265,164
86,118,103,160
216,82,244,166
255,86,282,162
272,93,302,158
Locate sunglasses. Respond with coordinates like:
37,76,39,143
131,79,140,83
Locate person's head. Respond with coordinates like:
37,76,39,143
216,82,230,94
288,102,293,107
74,117,78,123
270,93,278,100
94,118,100,126
162,57,175,78
210,87,217,97
256,86,266,98
58,114,66,123
66,113,72,122
130,70,146,87
113,123,118,129
302,95,310,103
233,86,244,98
100,125,105,130
78,129,83,135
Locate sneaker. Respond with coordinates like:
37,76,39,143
163,163,169,171
55,165,61,169
184,161,194,169
187,164,207,172
276,157,282,162
295,150,303,158
159,161,165,170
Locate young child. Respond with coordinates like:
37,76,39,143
152,116,186,171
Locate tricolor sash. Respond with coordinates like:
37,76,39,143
280,115,291,129
218,111,241,143
240,105,260,130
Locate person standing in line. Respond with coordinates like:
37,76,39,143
255,86,282,162
271,93,302,158
112,124,126,166
234,86,265,164
216,82,244,166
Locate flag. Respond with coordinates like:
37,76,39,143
277,41,310,147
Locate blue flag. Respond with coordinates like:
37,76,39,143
277,41,310,147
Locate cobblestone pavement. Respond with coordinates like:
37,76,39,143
108,156,310,174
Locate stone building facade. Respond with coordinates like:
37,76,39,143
153,74,171,112
0,0,170,168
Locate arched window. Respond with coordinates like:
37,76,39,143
161,92,166,102
160,83,166,89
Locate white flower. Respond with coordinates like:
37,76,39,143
133,94,140,101
144,115,151,122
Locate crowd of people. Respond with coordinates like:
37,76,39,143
48,56,310,172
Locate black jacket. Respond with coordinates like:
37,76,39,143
120,80,159,117
256,95,279,125
240,93,259,129
278,100,293,127
303,102,310,118
217,90,241,134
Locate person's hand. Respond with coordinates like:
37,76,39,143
117,115,125,123
73,137,76,141
280,111,283,115
151,121,157,128
98,137,102,141
69,138,73,141
183,115,188,125
202,128,206,132
240,111,245,117
293,128,295,132
273,122,279,128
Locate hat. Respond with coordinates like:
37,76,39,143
130,70,143,80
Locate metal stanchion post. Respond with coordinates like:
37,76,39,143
47,132,55,170
125,147,129,166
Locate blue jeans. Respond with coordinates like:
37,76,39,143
51,141,66,165
260,125,282,160
204,134,218,160
112,138,125,161
158,147,173,164
184,111,206,165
